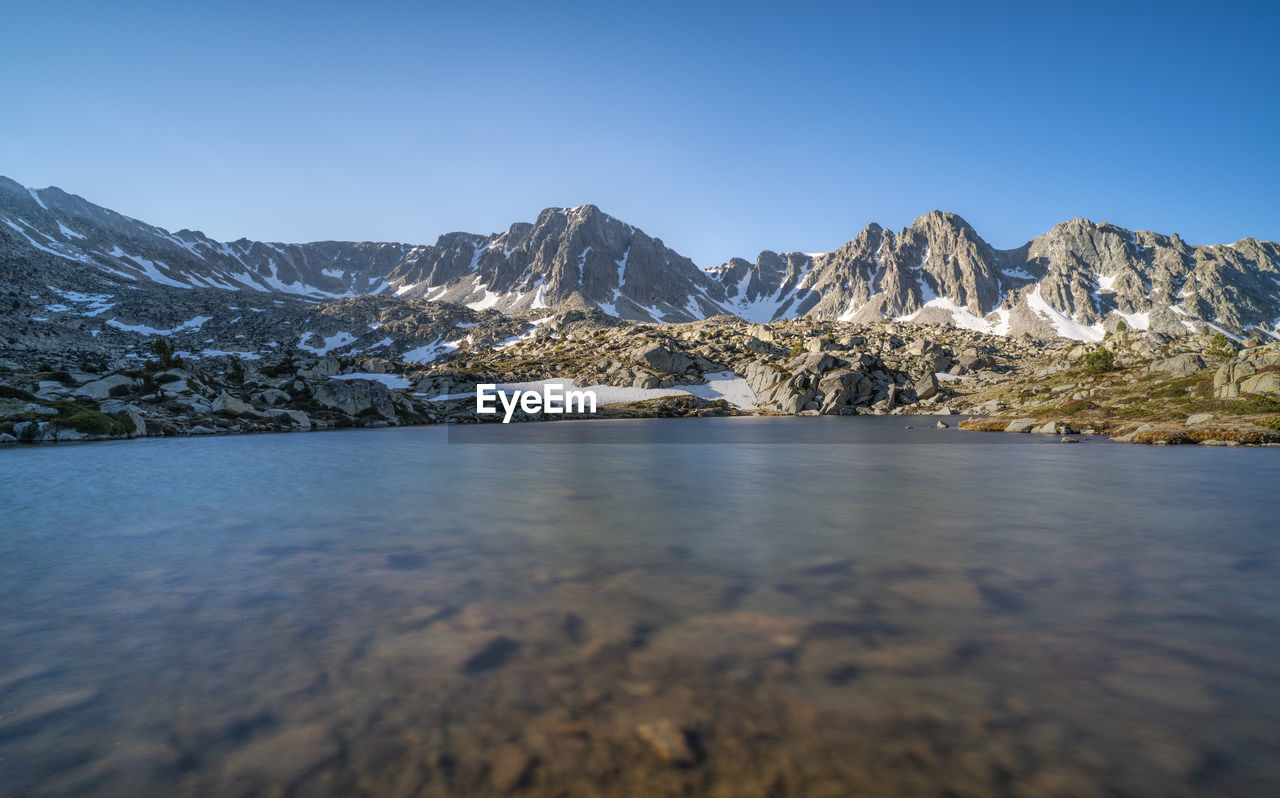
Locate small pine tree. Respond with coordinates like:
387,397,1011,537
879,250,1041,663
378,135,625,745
150,337,184,369
1083,348,1115,375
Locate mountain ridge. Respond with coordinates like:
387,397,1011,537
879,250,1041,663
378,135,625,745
3,175,1277,343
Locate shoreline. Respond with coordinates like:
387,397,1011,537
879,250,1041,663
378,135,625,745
4,406,1277,449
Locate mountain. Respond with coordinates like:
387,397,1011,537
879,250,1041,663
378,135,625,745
3,175,1278,342
711,211,1280,342
385,204,727,322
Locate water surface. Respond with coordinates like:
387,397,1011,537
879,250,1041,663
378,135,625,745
2,418,1278,796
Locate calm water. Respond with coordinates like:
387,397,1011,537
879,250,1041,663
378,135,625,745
2,418,1279,797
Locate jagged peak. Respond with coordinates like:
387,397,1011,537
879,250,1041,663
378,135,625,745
911,210,974,230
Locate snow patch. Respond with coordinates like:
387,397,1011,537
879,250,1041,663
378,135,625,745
298,331,357,354
1026,285,1105,342
106,315,213,336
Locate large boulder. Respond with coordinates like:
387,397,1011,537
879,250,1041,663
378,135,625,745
631,344,692,374
212,392,261,417
744,360,810,413
255,389,291,406
101,400,149,437
913,372,940,401
785,352,836,376
297,356,342,379
1240,372,1280,396
313,378,397,420
1214,345,1280,398
1150,353,1206,378
73,374,135,400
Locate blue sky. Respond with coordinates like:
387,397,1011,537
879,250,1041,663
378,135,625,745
3,1,1278,266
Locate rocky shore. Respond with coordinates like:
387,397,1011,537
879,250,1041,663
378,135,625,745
3,308,1278,447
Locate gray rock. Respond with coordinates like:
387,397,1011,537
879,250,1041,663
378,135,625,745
266,408,312,429
256,388,291,406
12,421,37,442
631,344,692,374
1241,371,1280,396
0,432,15,444
1150,353,1206,378
1214,345,1280,398
313,378,397,420
297,356,342,378
1004,418,1037,433
1186,412,1214,425
913,372,940,401
73,374,134,400
211,392,260,417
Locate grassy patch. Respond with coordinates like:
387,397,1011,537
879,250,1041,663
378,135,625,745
57,406,129,435
0,384,37,400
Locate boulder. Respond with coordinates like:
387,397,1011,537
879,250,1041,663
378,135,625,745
212,392,260,417
913,372,940,401
256,389,291,406
297,356,342,379
1186,413,1214,425
0,432,15,444
73,374,135,400
1214,345,1280,398
1004,418,1037,434
313,378,397,420
266,408,312,429
1240,372,1280,397
786,352,835,375
1150,353,1206,378
11,421,36,442
631,344,692,374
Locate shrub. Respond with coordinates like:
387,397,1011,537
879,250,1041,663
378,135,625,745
1083,348,1115,375
47,370,75,385
1208,332,1236,358
0,384,37,400
154,372,183,384
108,383,132,397
58,407,127,435
150,338,184,369
789,341,805,357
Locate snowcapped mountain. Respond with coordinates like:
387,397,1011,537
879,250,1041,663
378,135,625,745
710,211,1280,342
0,176,398,298
385,204,727,322
3,175,1278,342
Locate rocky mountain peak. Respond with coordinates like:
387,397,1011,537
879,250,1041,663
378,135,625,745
2,174,1277,343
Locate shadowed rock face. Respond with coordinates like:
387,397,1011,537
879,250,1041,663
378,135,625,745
3,175,1278,340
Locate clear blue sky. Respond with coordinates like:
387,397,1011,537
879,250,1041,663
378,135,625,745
3,0,1277,266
